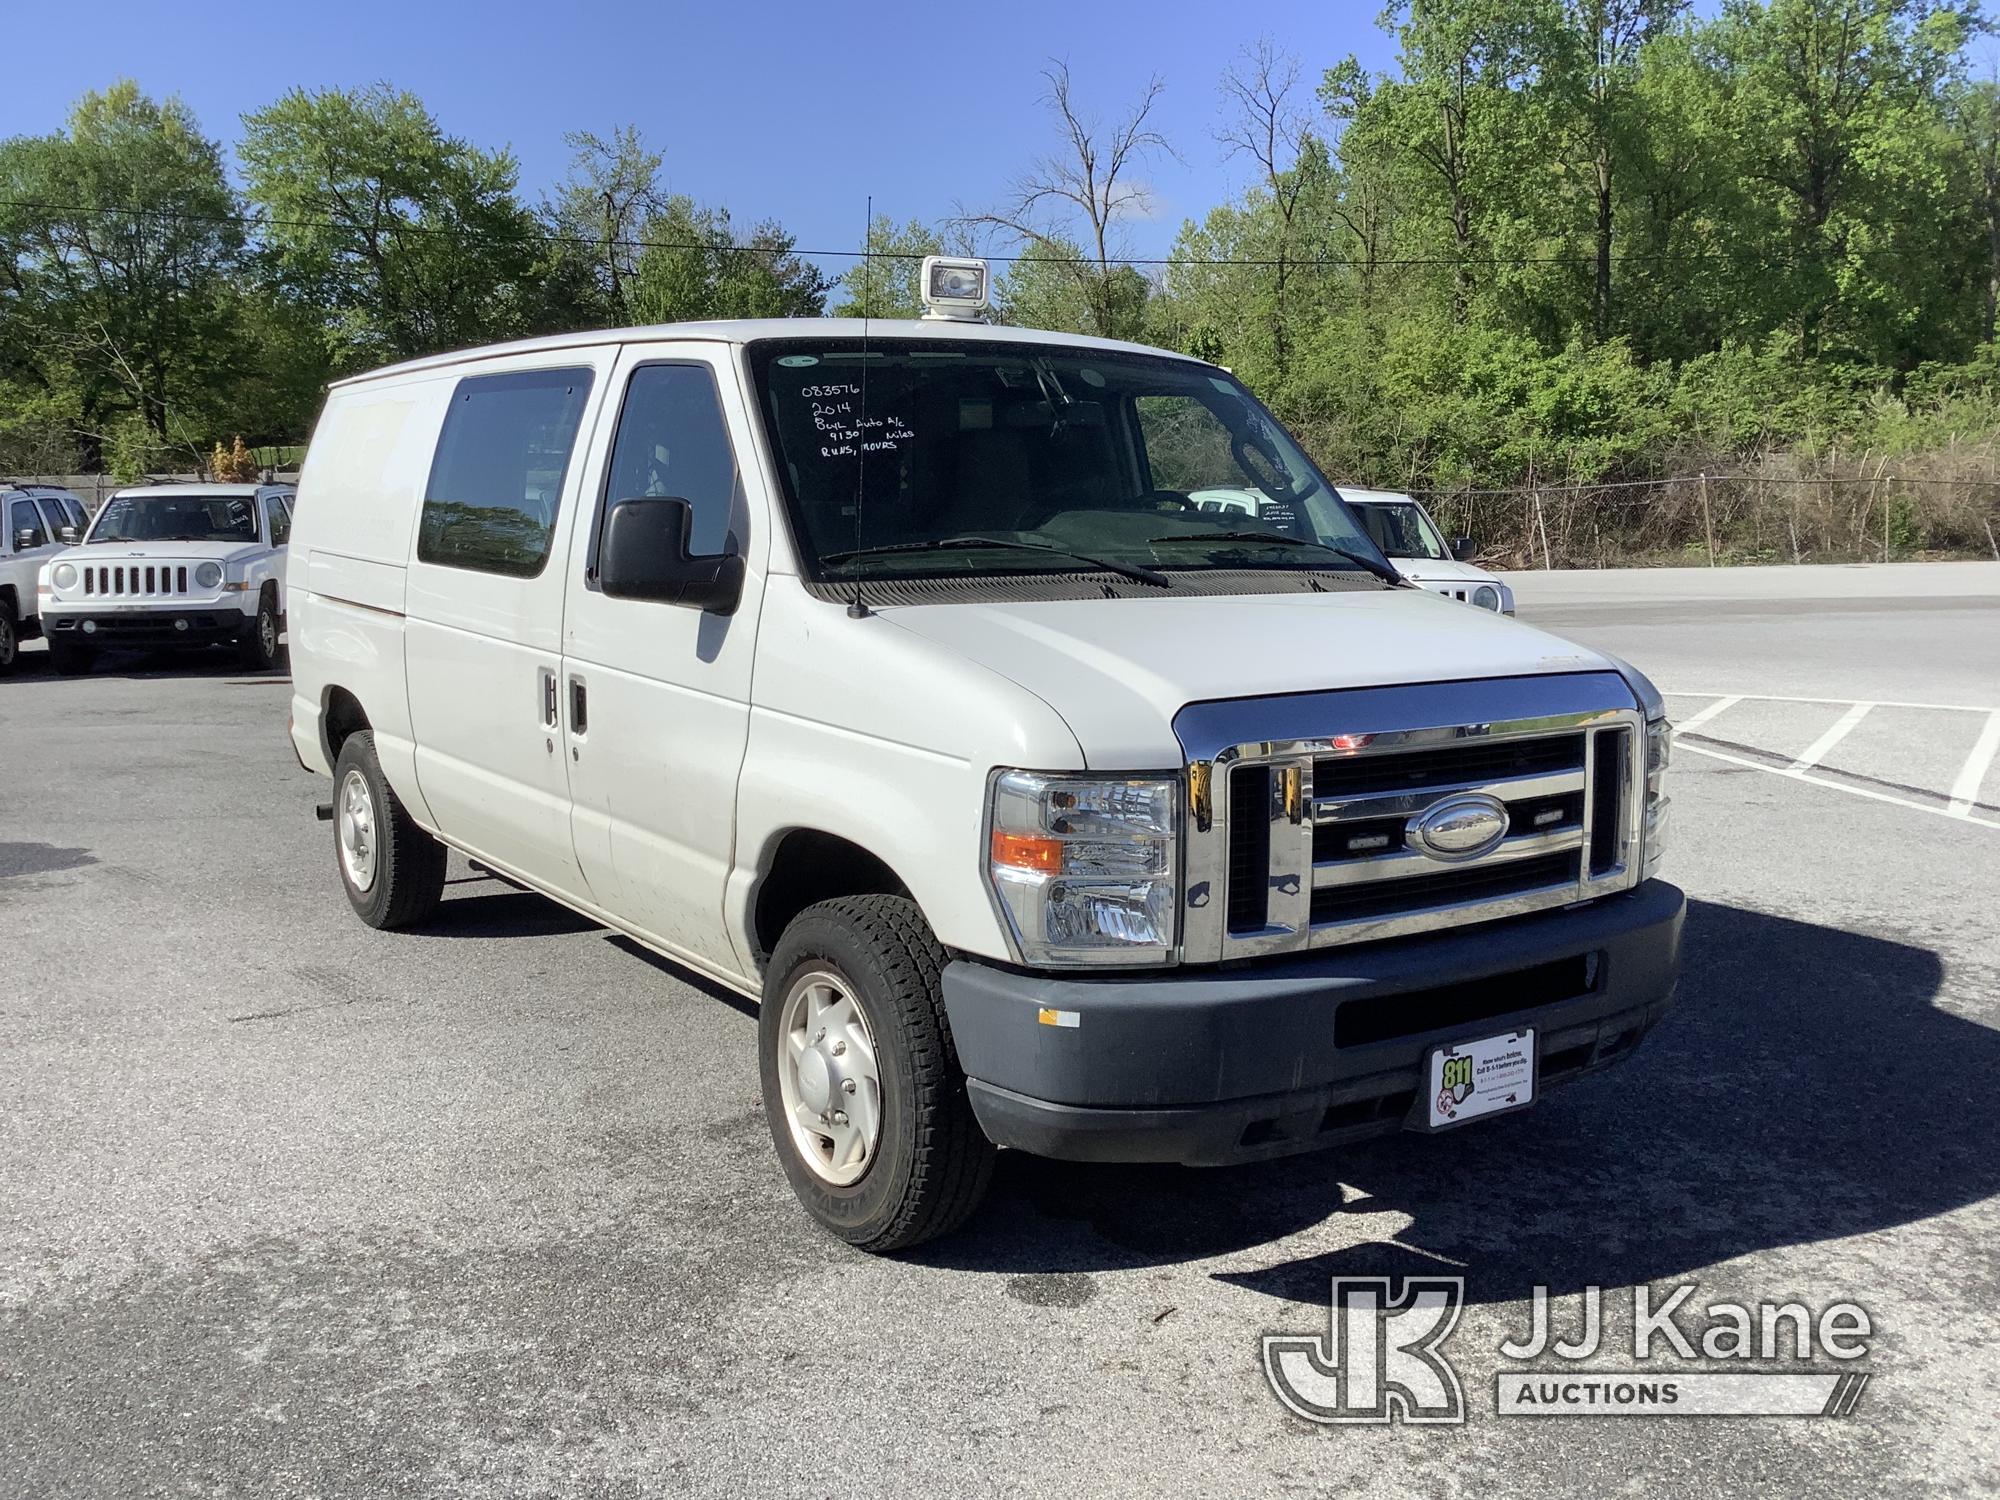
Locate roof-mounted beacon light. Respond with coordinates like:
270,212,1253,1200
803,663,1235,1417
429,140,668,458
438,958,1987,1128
919,255,990,322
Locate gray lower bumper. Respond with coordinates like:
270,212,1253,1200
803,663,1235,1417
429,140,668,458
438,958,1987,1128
45,608,248,647
942,880,1685,1166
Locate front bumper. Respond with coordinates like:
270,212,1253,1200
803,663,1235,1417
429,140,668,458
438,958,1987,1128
942,879,1684,1165
44,605,249,648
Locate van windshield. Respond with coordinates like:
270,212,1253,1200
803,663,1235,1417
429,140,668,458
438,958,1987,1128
747,337,1393,590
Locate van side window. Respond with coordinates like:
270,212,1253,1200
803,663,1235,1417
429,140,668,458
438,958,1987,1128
601,364,739,559
419,368,595,578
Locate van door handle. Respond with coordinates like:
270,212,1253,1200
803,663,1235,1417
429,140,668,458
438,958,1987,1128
569,676,588,737
539,667,559,729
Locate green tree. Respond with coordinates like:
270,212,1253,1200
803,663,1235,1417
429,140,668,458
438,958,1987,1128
1543,1,1688,341
547,124,669,321
624,198,828,324
0,83,245,469
996,236,1151,338
1721,0,1979,362
832,216,945,318
240,84,542,366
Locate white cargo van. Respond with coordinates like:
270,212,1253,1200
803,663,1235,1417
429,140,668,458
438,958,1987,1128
287,263,1680,1250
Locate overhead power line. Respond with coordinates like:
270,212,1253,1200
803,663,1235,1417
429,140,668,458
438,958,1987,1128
0,196,1774,272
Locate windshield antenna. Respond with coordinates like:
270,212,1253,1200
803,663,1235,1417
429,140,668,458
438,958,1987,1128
847,194,873,619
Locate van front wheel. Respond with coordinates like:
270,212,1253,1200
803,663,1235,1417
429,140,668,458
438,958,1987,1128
760,895,994,1252
331,731,447,929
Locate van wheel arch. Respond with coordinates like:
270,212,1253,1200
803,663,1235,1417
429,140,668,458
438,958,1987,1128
751,829,914,969
322,687,372,767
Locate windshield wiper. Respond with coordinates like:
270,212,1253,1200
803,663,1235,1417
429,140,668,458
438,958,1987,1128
1147,529,1404,587
822,535,1170,588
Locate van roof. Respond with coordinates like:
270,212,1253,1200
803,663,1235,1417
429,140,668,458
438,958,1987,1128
330,319,1209,390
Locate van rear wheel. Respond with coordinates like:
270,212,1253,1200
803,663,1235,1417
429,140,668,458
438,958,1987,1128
332,731,447,929
760,895,994,1252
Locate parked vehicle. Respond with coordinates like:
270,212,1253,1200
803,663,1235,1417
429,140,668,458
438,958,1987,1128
36,483,294,675
286,261,1680,1251
0,484,85,673
1338,487,1516,614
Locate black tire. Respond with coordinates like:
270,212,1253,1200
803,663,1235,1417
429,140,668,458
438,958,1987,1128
760,894,995,1252
239,587,282,671
0,605,16,674
332,730,447,929
47,638,93,677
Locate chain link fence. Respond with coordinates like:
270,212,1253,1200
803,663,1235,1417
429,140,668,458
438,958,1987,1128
1417,471,2000,569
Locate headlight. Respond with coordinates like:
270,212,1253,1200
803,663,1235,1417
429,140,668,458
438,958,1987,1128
51,563,77,590
1472,584,1500,611
1642,720,1671,875
194,562,223,589
987,770,1179,966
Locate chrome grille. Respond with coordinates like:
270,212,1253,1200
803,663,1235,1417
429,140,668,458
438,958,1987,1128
82,563,190,598
1176,674,1646,962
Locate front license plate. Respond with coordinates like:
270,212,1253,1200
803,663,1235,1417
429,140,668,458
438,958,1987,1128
1426,1029,1536,1130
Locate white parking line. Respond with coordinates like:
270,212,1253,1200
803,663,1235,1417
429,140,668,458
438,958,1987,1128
1675,695,1741,732
1787,702,1874,775
1677,740,2000,830
1948,712,2000,818
1663,689,1994,715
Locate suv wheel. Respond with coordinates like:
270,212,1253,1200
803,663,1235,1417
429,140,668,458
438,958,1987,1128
0,606,16,674
47,638,93,677
239,589,281,671
760,895,995,1251
332,730,447,929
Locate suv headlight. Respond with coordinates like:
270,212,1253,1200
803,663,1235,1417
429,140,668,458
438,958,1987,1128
194,562,223,590
986,770,1179,966
1642,719,1671,875
1472,584,1500,611
51,563,77,590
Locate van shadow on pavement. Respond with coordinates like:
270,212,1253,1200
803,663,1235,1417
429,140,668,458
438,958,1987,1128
917,900,1993,1304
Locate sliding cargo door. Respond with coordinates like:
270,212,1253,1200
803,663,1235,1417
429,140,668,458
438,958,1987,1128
404,353,612,897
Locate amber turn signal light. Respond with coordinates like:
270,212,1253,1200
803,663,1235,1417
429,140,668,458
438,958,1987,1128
990,830,1062,874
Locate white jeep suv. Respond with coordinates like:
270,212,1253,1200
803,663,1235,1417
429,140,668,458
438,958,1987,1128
1338,487,1516,614
37,482,294,675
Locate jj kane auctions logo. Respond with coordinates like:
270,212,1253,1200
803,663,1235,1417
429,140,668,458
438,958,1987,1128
1264,1278,1874,1423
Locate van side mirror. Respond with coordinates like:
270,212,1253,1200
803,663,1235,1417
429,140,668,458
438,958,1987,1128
1450,536,1478,562
598,496,744,615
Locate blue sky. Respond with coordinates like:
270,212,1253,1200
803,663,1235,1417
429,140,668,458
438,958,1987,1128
0,0,1404,271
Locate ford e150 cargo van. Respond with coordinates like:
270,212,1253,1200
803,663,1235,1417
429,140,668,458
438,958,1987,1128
286,257,1682,1251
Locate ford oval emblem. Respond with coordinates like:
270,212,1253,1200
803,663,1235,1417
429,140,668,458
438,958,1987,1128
1409,793,1509,862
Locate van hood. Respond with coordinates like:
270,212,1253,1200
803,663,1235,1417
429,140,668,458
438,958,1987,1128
880,585,1621,768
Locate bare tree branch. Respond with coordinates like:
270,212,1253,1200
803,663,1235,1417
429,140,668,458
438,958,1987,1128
951,60,1175,337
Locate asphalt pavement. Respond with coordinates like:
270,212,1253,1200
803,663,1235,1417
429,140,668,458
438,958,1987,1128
2,564,1996,1498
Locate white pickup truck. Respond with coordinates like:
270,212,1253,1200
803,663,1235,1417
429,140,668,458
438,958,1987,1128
0,484,85,673
285,259,1681,1251
35,482,294,675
